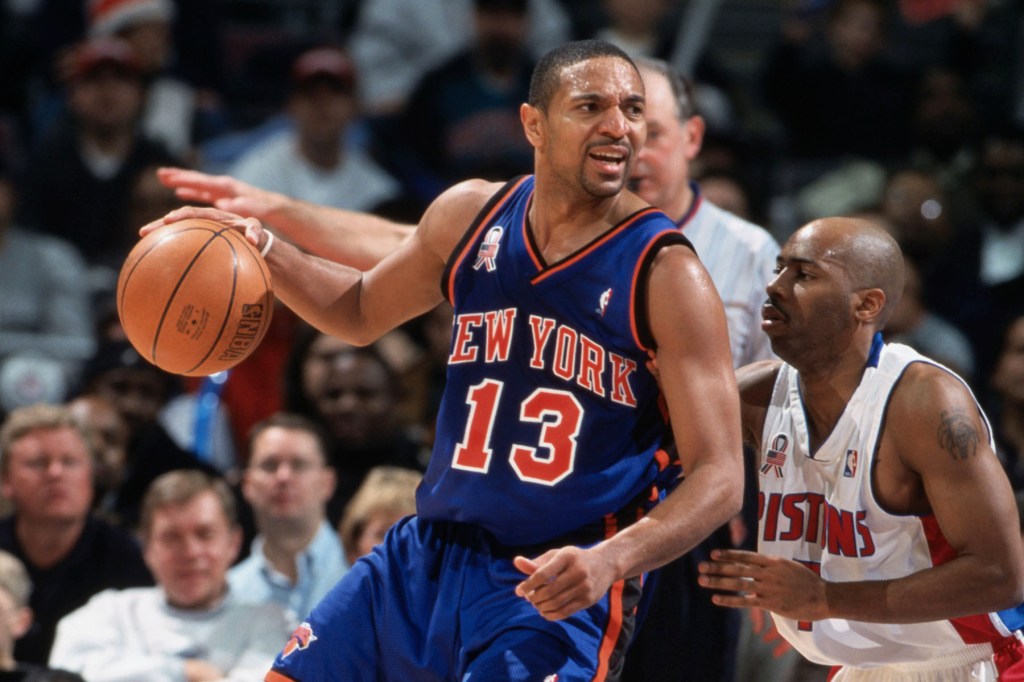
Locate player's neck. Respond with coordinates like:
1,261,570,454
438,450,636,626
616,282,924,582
795,342,877,448
528,185,642,262
259,518,321,581
666,181,696,225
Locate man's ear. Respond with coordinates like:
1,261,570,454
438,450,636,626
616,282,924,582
682,114,706,161
521,103,544,149
854,288,886,323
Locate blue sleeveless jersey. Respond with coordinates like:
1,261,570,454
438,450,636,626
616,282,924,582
417,175,691,545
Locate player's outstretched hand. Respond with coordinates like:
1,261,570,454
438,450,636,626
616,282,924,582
139,206,268,255
697,548,829,622
157,166,288,221
513,546,617,621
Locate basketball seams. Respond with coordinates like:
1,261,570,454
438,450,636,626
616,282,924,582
117,226,213,330
118,218,274,377
182,227,241,375
152,227,226,368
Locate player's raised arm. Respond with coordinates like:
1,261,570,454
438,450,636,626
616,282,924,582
156,167,414,269
141,180,496,346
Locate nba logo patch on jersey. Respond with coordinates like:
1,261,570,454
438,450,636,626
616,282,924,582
843,449,859,478
474,225,504,272
281,622,317,658
596,288,613,316
761,433,788,478
544,676,559,682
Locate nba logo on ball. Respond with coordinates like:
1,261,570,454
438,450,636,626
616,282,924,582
117,218,275,377
218,303,269,362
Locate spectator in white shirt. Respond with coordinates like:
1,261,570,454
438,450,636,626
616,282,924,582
49,470,290,682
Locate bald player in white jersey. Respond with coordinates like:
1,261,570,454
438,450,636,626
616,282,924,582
699,216,1024,681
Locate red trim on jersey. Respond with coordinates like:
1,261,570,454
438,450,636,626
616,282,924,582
445,176,531,303
521,198,544,271
654,448,671,472
531,208,662,285
628,229,683,350
921,514,1004,643
265,671,296,682
592,578,625,682
592,516,623,682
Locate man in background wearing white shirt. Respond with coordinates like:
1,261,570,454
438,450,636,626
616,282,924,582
49,470,290,682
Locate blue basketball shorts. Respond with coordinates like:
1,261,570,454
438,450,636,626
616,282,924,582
265,515,641,682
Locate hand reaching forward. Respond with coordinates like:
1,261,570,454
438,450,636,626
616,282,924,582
157,167,287,221
514,545,618,621
697,549,830,622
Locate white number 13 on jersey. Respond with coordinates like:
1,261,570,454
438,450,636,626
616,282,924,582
451,379,583,485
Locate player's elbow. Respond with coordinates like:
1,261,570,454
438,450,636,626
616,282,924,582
981,554,1024,612
709,464,744,523
998,563,1024,609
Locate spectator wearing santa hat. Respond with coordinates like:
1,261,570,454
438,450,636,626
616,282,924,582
87,0,227,160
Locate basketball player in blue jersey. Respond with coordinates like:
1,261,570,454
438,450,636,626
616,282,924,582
142,40,743,681
697,217,1024,680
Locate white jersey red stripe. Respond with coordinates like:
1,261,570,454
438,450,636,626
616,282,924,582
756,340,1008,668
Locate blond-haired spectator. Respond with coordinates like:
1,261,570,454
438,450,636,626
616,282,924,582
0,403,151,665
338,465,420,566
0,550,86,681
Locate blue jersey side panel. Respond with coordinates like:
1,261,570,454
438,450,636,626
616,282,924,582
418,175,688,545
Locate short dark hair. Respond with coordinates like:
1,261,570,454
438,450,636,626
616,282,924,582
633,56,697,121
528,39,638,111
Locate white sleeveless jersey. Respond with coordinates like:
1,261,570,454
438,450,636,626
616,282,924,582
757,340,1012,668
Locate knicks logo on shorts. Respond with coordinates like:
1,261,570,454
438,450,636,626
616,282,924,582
281,622,318,658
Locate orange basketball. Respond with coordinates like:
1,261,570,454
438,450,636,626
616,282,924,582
116,218,274,377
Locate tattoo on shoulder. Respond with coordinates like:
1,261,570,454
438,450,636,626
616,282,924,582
936,408,980,461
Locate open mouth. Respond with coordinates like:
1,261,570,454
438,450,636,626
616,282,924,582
588,146,629,174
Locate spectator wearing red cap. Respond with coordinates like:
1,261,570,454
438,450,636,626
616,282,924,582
227,47,400,214
14,37,181,282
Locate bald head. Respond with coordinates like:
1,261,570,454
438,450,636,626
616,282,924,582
796,217,905,328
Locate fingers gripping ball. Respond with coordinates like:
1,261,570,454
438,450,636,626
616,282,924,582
116,218,274,377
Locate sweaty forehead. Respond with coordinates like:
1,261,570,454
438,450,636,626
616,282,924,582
557,56,642,98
